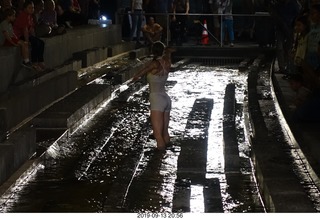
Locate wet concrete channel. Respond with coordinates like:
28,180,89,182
0,52,319,213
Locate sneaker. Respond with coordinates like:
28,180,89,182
21,61,33,69
230,42,234,47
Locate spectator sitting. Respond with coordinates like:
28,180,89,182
0,7,32,68
40,0,65,36
142,16,163,46
0,0,12,11
13,0,46,71
58,0,87,27
0,0,12,20
33,0,52,37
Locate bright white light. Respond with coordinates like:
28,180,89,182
190,185,205,213
100,15,107,21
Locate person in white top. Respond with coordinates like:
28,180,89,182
131,41,176,150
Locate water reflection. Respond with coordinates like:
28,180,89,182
190,185,204,213
0,63,264,213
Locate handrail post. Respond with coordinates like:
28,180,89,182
166,13,170,46
220,14,223,47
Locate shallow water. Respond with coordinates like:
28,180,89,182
0,63,265,213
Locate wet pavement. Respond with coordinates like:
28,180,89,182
0,60,266,213
0,53,320,213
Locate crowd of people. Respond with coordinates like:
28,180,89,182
1,0,320,123
265,0,320,122
130,0,320,124
0,0,101,71
126,0,320,151
124,0,268,48
127,0,233,47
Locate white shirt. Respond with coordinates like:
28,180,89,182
132,0,143,10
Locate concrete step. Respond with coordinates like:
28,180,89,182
32,84,112,134
248,57,317,212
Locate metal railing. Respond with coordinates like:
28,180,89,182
116,10,273,47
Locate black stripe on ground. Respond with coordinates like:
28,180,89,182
176,98,214,182
223,83,240,173
173,98,214,212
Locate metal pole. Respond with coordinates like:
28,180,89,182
220,14,223,47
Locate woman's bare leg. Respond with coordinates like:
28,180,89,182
163,111,170,145
150,110,166,150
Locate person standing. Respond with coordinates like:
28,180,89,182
171,0,189,45
152,0,170,43
129,0,144,46
131,41,176,150
218,0,235,47
209,0,221,40
268,0,302,75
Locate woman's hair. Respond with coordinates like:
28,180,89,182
152,41,165,58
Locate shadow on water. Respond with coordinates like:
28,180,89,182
124,150,168,212
0,62,268,213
